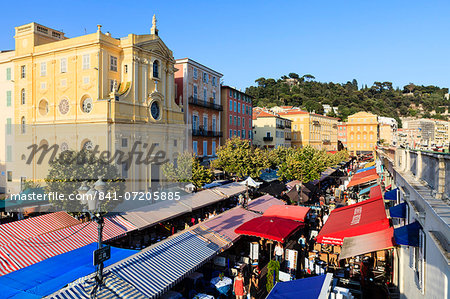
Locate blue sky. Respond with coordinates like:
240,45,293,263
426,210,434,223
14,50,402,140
2,0,449,90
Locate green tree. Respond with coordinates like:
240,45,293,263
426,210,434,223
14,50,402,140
212,137,269,178
266,260,280,293
45,149,125,213
162,151,213,190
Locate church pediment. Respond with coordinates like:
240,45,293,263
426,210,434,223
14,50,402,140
136,38,172,58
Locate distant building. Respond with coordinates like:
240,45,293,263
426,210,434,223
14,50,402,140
274,107,339,151
402,118,449,148
322,104,338,115
0,50,14,194
174,58,223,159
378,116,398,146
403,119,435,147
346,111,378,155
397,128,421,148
337,122,347,149
252,108,291,148
220,86,253,144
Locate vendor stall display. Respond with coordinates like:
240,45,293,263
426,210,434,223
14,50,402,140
316,197,390,245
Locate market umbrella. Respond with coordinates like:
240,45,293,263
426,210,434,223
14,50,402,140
235,216,304,243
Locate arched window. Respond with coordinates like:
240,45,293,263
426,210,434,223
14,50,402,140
21,116,26,133
21,89,26,105
153,60,159,78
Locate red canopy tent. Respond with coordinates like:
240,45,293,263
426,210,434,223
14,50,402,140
235,216,304,243
352,168,377,181
263,205,311,222
347,174,379,188
369,185,383,200
316,197,390,245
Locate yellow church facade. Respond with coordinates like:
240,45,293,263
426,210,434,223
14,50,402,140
8,20,185,194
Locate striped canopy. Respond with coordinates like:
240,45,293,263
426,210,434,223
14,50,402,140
0,218,127,276
0,211,80,246
51,272,146,299
108,231,221,298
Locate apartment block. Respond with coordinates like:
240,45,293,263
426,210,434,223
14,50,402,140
175,58,222,159
220,85,253,144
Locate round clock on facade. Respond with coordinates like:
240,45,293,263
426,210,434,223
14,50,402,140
150,101,160,120
81,98,93,113
58,99,70,115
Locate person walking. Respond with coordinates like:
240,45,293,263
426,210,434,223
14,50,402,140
274,242,284,263
249,273,259,299
233,272,245,299
298,234,307,270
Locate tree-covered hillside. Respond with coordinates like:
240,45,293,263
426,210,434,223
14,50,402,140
245,73,449,125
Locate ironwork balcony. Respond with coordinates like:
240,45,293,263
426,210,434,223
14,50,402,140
276,123,285,129
285,137,292,140
285,123,292,129
263,136,274,141
189,96,223,111
192,128,223,137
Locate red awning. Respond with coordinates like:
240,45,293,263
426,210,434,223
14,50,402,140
347,174,379,188
0,218,127,276
352,168,377,181
316,198,390,245
0,211,80,247
369,185,382,200
263,205,311,222
339,227,395,260
235,216,304,243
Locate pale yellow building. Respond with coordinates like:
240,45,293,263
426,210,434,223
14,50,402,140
0,51,14,195
378,116,398,146
252,108,291,148
276,108,339,151
346,111,378,155
8,20,185,194
433,119,449,147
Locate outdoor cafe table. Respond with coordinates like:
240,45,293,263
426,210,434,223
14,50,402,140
194,294,214,299
211,276,232,295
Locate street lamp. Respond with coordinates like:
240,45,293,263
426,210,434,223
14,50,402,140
78,177,108,288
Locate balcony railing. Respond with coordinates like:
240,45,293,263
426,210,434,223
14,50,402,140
189,96,223,111
285,137,292,140
192,129,223,137
285,124,292,129
276,124,285,129
263,136,273,141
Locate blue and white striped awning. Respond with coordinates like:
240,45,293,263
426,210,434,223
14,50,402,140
358,184,379,196
51,272,146,299
110,231,221,298
52,231,223,298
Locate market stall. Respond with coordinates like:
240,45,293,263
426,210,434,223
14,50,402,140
315,197,390,245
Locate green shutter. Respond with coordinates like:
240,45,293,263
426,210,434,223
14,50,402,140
6,68,11,80
6,90,11,107
6,118,11,135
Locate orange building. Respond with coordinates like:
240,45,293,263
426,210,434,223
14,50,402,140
175,58,222,159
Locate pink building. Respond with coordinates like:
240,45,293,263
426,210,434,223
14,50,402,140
175,58,223,159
